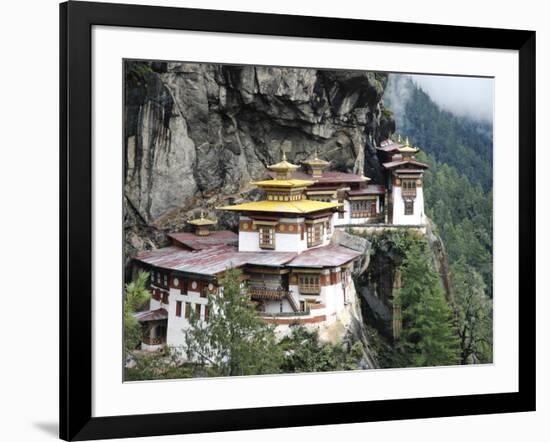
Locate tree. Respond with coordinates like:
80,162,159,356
184,267,283,376
124,271,151,351
452,259,493,364
396,240,460,367
279,324,363,373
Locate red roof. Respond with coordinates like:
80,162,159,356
348,184,385,196
136,245,298,276
134,308,168,322
168,230,238,250
135,242,363,275
382,159,429,170
376,139,403,152
286,244,362,268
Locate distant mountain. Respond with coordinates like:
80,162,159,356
383,75,493,192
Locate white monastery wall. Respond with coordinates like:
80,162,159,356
166,288,208,348
391,186,425,226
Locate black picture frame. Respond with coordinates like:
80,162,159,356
60,1,536,440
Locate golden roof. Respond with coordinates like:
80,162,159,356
267,149,300,176
217,199,342,214
302,147,329,167
398,137,419,154
187,211,217,226
252,179,315,188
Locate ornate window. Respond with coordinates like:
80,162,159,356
306,223,323,247
259,226,275,249
298,275,321,294
402,179,417,197
404,199,414,215
350,199,375,218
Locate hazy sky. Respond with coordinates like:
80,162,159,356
410,74,494,123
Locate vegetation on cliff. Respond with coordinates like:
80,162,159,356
382,76,493,365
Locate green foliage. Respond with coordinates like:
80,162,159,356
125,346,194,381
451,259,493,363
394,240,460,367
279,325,363,373
368,229,421,256
184,268,283,376
125,61,154,89
386,79,493,191
124,271,151,351
419,151,493,297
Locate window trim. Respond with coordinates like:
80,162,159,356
258,225,275,249
404,199,414,215
298,274,321,294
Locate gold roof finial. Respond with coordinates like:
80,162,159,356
405,136,410,146
267,141,300,180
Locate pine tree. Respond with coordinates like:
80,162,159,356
396,240,460,367
124,271,151,351
184,267,283,376
451,259,493,364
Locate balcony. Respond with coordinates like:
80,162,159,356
248,287,290,301
142,335,166,346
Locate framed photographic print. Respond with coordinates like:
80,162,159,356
60,1,535,440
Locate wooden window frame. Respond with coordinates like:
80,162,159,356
401,179,417,197
258,225,275,249
306,223,323,247
298,274,321,294
175,300,182,317
404,199,414,215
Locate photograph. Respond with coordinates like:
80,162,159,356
123,60,494,380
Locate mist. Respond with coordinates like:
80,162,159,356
385,73,494,124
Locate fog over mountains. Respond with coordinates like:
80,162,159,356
384,73,494,123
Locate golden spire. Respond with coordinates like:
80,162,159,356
188,210,217,236
267,142,300,180
302,146,329,178
398,136,419,155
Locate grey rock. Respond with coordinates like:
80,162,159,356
124,61,394,259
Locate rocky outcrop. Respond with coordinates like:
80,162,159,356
124,61,394,257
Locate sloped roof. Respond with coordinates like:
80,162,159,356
377,139,404,152
383,159,429,170
286,244,362,268
136,245,298,276
348,184,385,196
134,308,168,322
168,231,238,250
217,199,341,214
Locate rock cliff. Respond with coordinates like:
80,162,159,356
124,61,395,269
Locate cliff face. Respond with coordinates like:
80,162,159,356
124,61,395,265
353,227,453,339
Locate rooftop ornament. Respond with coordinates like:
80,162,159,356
188,210,217,236
267,142,300,180
302,146,330,178
398,136,420,155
